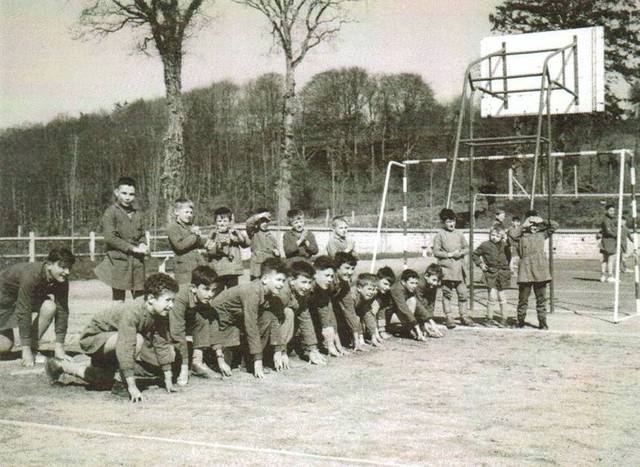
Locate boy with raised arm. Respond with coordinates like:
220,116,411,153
211,257,288,379
45,273,179,403
271,261,327,369
169,266,221,386
246,208,281,281
167,198,210,285
207,206,250,289
95,176,148,301
282,209,319,263
0,248,75,366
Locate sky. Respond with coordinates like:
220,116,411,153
0,0,504,129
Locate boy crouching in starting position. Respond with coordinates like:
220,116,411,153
45,273,179,403
309,256,347,357
211,257,288,379
168,265,221,386
270,261,327,369
331,252,367,352
352,273,385,347
389,269,444,341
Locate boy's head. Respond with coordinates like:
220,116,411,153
424,263,443,287
114,176,136,208
287,209,305,232
495,209,505,223
512,216,521,226
190,266,219,304
214,207,233,231
400,269,420,293
45,248,75,283
334,251,358,282
260,257,288,295
355,273,378,300
144,273,179,317
313,255,335,290
490,226,505,243
376,266,396,294
288,261,315,297
253,208,272,231
439,208,456,231
174,198,194,224
331,215,349,239
605,204,615,217
524,209,542,232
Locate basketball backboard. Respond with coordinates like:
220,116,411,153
479,26,604,118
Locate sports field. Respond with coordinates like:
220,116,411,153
1,258,639,466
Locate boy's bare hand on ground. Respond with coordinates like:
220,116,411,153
308,349,327,365
128,386,144,403
21,348,35,367
217,357,232,377
273,351,289,372
253,360,265,379
177,365,189,386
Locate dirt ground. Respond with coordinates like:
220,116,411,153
1,258,639,466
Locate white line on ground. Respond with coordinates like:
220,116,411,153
0,419,415,467
453,326,639,338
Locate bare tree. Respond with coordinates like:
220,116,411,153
77,0,208,202
236,0,353,222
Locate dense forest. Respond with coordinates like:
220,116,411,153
0,67,638,236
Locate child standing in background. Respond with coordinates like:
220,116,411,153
246,208,280,281
510,210,558,330
282,209,318,263
207,207,249,289
95,176,148,302
432,208,474,328
167,198,209,285
507,216,521,275
326,215,357,258
473,226,511,327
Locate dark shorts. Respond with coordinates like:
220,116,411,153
484,269,511,290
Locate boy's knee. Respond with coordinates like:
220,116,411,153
0,331,14,354
40,299,58,316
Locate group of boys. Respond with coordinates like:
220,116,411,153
0,176,556,402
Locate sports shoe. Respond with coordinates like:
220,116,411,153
516,320,526,328
538,322,549,330
45,357,64,383
607,276,617,283
492,319,507,328
191,362,215,378
110,380,129,398
445,319,457,329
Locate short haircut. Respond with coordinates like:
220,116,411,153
116,176,136,188
260,257,288,277
334,251,357,268
495,209,505,216
174,198,194,210
356,273,377,288
605,203,615,210
512,216,521,222
400,269,419,282
47,247,75,267
525,209,538,218
191,265,218,287
213,206,233,220
289,261,314,279
439,208,456,222
376,266,396,283
313,255,335,272
331,215,348,227
491,226,506,236
287,209,304,223
424,263,443,281
145,273,178,299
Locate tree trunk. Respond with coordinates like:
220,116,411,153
277,59,296,223
160,51,186,202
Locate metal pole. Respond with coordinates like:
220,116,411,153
630,150,640,316
446,81,470,208
508,167,513,200
468,106,475,314
371,161,404,273
546,86,554,314
574,165,578,197
529,68,548,209
402,164,408,270
613,150,626,322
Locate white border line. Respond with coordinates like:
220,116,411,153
0,419,415,467
452,326,639,338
